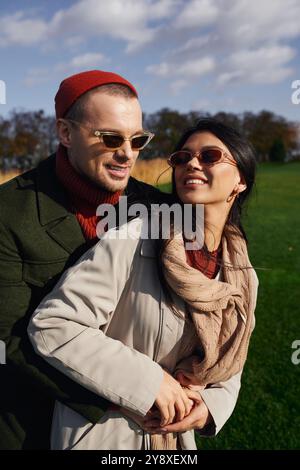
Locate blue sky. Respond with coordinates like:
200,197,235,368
0,0,299,121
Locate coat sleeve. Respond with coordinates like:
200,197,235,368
196,370,242,436
0,219,120,427
28,233,164,418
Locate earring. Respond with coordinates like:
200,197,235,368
226,191,239,203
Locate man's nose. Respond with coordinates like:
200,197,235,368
115,140,136,161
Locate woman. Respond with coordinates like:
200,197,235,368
28,118,259,450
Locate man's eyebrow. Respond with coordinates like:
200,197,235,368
94,127,145,135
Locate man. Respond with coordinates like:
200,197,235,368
0,70,172,449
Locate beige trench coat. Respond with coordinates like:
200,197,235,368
28,217,258,450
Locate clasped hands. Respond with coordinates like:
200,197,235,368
121,370,212,435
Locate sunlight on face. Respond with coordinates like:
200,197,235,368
174,131,244,207
66,92,143,192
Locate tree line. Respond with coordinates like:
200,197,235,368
0,108,299,171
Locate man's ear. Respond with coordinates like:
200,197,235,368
56,119,72,148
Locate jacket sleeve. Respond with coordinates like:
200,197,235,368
197,370,242,436
0,219,120,425
28,232,164,418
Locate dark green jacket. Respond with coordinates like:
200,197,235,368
0,153,169,449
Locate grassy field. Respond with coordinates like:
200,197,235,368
178,162,300,450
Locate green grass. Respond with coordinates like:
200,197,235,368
160,162,300,449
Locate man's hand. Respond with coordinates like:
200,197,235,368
121,407,168,434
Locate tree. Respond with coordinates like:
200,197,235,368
0,110,57,170
269,138,286,162
242,110,298,162
143,108,190,159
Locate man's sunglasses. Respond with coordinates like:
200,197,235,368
167,147,237,168
64,119,154,150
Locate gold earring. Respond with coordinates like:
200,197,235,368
226,190,239,203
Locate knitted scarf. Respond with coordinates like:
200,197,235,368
56,144,122,240
151,224,257,450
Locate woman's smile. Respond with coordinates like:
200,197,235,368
183,175,209,188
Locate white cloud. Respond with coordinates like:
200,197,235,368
149,0,180,19
147,57,215,78
170,80,188,94
146,62,170,77
0,0,177,52
0,11,48,47
69,52,107,68
173,0,219,29
177,57,215,77
2,0,300,97
157,0,300,92
147,57,215,92
64,36,86,49
49,0,156,51
24,52,108,87
218,45,296,86
221,0,300,48
172,35,214,54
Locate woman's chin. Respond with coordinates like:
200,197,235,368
178,193,207,205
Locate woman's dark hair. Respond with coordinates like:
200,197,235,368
156,117,257,320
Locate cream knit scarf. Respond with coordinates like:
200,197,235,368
150,224,257,450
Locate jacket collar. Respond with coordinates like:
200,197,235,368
33,153,86,253
29,153,143,254
35,153,70,226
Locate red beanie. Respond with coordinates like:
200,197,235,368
55,70,138,119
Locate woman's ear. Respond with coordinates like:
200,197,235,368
236,173,247,195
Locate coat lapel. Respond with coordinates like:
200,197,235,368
35,154,86,254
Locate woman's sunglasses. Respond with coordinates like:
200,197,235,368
64,119,154,150
167,148,237,168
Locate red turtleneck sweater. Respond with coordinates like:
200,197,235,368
56,145,122,241
185,246,222,279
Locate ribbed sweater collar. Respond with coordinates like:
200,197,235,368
55,144,122,240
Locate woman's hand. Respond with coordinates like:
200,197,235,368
142,389,212,434
175,371,205,391
154,369,195,426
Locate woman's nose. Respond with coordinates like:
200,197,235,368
186,154,203,170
